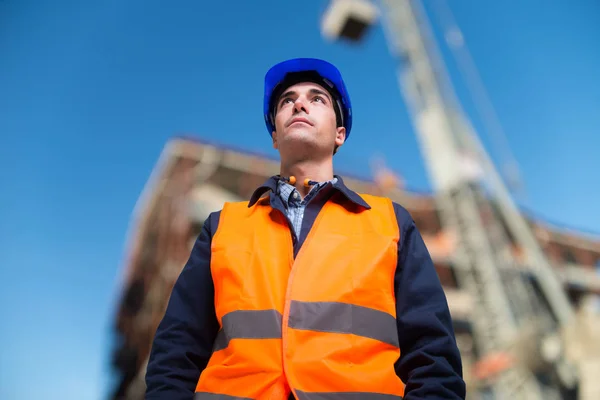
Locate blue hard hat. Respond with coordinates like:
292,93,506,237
263,58,353,139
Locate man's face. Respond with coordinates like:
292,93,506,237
272,81,346,158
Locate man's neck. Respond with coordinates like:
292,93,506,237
280,159,334,197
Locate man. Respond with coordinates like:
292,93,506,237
145,58,466,399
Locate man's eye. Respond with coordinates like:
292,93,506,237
314,96,326,103
280,98,293,107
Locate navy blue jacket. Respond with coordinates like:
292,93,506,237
145,176,465,399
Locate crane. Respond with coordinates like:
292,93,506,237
321,1,579,398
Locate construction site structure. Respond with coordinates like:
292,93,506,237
320,0,600,398
108,137,600,400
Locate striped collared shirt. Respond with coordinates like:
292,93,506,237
277,177,338,239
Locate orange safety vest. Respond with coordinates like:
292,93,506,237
195,192,405,399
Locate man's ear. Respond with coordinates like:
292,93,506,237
335,126,346,147
272,130,278,150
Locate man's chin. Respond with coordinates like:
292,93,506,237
284,126,314,136
282,133,319,147
280,138,329,159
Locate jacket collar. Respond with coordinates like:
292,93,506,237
248,174,371,210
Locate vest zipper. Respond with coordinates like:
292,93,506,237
279,206,329,400
279,206,297,399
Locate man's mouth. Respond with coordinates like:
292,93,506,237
288,117,312,127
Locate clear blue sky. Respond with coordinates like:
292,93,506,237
1,0,598,399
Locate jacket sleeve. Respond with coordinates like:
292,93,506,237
392,203,466,399
145,211,221,399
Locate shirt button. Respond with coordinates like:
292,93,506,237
293,192,299,200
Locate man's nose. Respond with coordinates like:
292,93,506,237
293,97,308,114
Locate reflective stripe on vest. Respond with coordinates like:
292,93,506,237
195,193,405,399
194,392,402,400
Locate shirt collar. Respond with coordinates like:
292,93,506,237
277,177,335,205
248,174,371,210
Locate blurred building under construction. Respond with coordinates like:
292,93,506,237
109,137,600,400
108,1,600,399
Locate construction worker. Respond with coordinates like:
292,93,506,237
145,58,466,399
